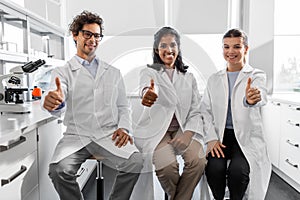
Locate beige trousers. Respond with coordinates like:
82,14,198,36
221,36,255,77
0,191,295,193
153,131,206,200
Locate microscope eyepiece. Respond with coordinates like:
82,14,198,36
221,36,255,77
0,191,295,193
22,59,46,73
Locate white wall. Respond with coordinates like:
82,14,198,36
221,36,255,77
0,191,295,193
244,0,274,93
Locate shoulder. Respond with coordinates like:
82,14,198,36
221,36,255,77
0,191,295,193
244,64,266,77
208,69,225,81
140,64,161,75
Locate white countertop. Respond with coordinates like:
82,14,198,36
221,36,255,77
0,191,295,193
0,100,54,144
269,93,300,106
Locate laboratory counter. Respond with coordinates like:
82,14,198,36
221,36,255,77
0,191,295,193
0,101,64,200
0,101,54,145
269,92,300,105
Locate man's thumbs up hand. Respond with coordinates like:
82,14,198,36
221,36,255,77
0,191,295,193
43,77,64,111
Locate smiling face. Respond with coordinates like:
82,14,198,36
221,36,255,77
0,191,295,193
156,34,179,68
73,23,101,60
223,37,249,71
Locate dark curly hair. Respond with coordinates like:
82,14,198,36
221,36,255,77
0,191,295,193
69,10,104,44
151,26,188,73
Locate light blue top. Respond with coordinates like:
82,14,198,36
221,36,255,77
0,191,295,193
53,55,99,112
226,71,240,129
75,55,99,78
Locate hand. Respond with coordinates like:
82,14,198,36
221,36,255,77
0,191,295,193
112,128,133,148
141,79,158,107
168,131,194,152
245,77,261,105
43,77,64,111
208,140,226,158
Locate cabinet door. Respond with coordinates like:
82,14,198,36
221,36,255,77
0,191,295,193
279,103,300,184
261,100,281,167
0,129,38,200
37,119,63,200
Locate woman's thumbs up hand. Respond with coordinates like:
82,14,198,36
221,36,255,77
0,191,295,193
245,77,261,105
141,79,158,107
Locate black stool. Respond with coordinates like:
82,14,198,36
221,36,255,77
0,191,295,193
89,156,104,200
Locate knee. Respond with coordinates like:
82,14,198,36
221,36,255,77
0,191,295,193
228,165,250,183
205,158,226,177
155,161,179,178
48,162,75,182
129,152,144,172
185,156,206,174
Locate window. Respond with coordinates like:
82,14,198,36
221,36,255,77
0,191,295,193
274,0,300,92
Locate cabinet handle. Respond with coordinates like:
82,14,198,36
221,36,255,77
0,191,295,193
271,101,280,106
286,139,299,148
1,165,27,186
285,159,298,169
288,105,300,111
0,136,26,152
75,167,86,177
287,120,300,127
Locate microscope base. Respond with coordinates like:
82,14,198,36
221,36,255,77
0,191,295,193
0,103,31,114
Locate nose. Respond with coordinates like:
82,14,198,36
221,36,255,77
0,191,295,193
167,45,173,52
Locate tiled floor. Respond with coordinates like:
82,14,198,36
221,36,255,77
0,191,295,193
83,170,300,200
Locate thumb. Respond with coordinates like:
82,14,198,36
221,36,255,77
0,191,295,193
246,77,251,91
55,77,62,92
149,79,155,91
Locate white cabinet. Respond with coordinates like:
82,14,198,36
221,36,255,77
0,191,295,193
262,100,281,167
0,0,66,76
279,103,300,185
37,118,62,200
0,129,38,200
262,99,300,192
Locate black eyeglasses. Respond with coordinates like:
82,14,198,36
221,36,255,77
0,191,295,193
79,30,103,41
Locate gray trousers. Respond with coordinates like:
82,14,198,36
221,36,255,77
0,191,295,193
48,141,143,200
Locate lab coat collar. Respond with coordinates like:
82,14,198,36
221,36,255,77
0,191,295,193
217,63,253,75
147,63,180,84
234,64,254,87
68,56,109,71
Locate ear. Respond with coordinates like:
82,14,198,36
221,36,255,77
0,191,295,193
245,45,249,54
72,32,78,40
155,49,159,54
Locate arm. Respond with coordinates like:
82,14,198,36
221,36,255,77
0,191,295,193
199,76,228,156
169,74,203,152
41,68,67,117
114,70,134,147
183,74,203,136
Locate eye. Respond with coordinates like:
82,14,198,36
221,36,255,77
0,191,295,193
234,45,242,49
159,44,167,49
170,43,177,48
93,33,101,39
84,31,93,37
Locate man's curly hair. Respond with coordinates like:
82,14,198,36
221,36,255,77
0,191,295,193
69,10,104,37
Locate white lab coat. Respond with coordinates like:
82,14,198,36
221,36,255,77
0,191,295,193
200,64,271,200
43,56,138,163
131,66,204,200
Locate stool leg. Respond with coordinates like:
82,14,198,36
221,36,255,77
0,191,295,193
165,192,168,200
96,160,104,200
